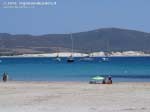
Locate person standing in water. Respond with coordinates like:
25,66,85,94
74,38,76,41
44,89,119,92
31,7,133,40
2,72,8,82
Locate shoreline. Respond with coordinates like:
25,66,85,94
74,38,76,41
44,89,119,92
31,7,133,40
1,55,150,58
1,80,150,83
2,77,150,83
0,51,150,58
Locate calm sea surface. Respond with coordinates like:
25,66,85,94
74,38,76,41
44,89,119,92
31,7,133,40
0,57,150,82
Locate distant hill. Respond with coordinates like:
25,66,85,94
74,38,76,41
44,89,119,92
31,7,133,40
0,28,150,55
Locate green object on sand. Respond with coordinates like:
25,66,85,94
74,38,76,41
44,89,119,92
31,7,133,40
92,76,104,80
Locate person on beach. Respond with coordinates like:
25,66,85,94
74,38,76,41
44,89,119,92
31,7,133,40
102,78,106,84
2,72,8,82
107,76,112,84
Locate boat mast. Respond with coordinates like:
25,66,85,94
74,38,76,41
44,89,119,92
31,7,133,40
104,39,110,58
105,39,109,57
107,39,110,56
57,48,59,58
71,33,74,56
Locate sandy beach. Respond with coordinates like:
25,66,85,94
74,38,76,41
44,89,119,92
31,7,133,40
0,82,150,112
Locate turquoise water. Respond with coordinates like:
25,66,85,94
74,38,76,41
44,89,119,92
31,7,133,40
0,57,150,82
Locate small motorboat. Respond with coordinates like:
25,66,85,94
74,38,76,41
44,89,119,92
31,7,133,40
80,56,93,61
56,57,61,62
101,57,109,62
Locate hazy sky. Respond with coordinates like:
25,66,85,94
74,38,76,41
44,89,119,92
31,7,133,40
0,0,150,35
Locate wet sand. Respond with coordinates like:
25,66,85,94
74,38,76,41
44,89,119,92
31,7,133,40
0,81,150,112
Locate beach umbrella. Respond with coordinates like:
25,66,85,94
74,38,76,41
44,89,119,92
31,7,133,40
92,76,104,80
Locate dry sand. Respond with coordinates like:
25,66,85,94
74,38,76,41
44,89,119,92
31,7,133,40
0,81,150,112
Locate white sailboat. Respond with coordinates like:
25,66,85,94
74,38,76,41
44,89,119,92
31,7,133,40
102,40,109,62
102,56,109,61
55,48,61,62
80,49,93,61
56,54,61,62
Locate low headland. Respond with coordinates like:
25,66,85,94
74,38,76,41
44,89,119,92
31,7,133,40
1,28,150,56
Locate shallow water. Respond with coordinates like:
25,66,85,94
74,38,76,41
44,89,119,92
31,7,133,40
0,57,150,82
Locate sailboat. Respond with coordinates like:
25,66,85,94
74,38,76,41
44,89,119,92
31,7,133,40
56,54,61,62
80,49,93,61
67,33,74,63
102,54,109,61
67,54,74,62
102,40,109,62
54,48,61,62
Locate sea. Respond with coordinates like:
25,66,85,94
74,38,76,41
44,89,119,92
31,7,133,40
0,57,150,82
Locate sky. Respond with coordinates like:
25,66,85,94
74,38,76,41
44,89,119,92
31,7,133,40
0,0,150,35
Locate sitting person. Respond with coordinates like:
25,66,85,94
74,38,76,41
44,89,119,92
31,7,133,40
102,78,106,84
107,76,112,84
